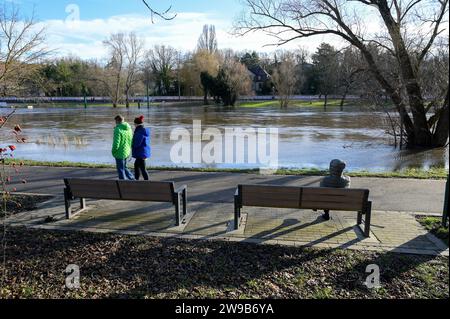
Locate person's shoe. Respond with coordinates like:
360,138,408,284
322,212,330,220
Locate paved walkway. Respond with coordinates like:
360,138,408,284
11,166,447,213
8,166,449,256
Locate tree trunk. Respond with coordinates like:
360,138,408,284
203,90,209,105
340,91,347,111
125,88,130,108
433,88,449,147
324,94,328,111
377,0,433,147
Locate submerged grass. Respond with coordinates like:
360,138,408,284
238,99,381,108
6,159,448,179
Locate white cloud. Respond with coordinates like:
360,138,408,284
37,11,348,60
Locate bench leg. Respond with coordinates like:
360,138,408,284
182,188,187,216
357,211,362,225
174,193,182,227
234,195,241,230
80,198,86,210
64,188,72,219
364,202,372,238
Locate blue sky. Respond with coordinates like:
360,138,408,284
11,0,344,60
18,0,239,21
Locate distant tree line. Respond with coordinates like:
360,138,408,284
1,1,448,148
9,38,447,111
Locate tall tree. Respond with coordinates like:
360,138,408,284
145,45,177,95
197,25,218,54
103,33,126,107
123,33,144,107
240,51,260,68
311,43,339,109
236,0,449,148
337,47,364,110
272,52,298,108
216,55,252,106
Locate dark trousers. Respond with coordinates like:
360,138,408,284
134,158,149,180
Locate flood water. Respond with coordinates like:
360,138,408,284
4,105,449,172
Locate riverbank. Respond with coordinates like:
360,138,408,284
6,159,448,179
239,99,380,108
3,98,389,109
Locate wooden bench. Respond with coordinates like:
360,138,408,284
234,184,372,237
63,179,187,226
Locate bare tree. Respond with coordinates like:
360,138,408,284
103,33,126,107
272,51,298,108
145,45,178,95
0,5,47,96
235,0,449,148
197,25,218,54
337,47,364,110
123,33,144,107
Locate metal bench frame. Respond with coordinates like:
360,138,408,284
64,179,187,226
234,184,372,237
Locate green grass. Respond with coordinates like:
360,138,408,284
239,100,281,108
239,99,366,108
239,99,395,109
5,159,448,179
276,167,448,179
417,216,449,246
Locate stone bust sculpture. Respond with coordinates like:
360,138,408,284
320,159,351,188
319,159,351,220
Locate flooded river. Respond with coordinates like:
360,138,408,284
4,105,448,172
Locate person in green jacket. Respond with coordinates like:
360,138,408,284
112,115,135,180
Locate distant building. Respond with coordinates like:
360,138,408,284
247,65,271,95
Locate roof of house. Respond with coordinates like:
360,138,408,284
248,65,270,80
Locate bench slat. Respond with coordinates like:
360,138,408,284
241,185,301,208
301,188,366,210
117,181,174,202
243,197,300,208
302,187,367,197
301,201,364,211
66,179,120,199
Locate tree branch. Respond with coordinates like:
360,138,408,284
142,0,177,23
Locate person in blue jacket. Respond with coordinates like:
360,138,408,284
132,115,151,180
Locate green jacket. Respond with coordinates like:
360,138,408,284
112,122,133,159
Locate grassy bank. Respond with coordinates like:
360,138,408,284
6,159,448,179
238,99,389,108
417,216,449,246
0,226,447,299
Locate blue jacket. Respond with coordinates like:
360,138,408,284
132,126,151,159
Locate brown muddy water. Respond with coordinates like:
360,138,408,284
3,105,448,172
